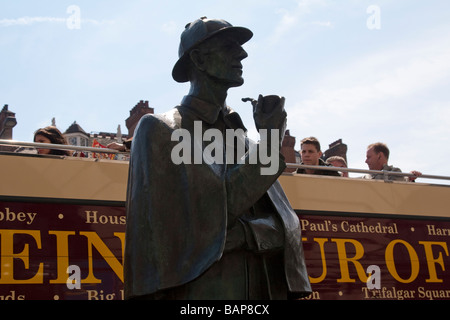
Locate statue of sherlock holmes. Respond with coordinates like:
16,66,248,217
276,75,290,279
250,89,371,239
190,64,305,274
124,17,311,299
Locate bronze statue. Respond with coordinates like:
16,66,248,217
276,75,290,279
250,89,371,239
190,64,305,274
124,17,311,299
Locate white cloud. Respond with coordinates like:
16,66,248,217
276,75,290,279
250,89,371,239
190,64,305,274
269,0,331,44
289,35,450,120
0,16,66,26
311,21,332,27
0,16,114,27
161,20,178,35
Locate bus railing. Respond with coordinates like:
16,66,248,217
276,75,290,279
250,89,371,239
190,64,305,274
0,139,126,155
286,163,450,182
1,139,450,183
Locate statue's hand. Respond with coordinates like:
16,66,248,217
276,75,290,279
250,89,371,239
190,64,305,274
253,94,286,132
252,95,287,147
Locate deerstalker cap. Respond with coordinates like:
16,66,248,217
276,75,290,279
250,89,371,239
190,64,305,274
172,17,253,83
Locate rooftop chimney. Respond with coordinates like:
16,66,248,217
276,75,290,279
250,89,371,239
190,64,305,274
0,104,17,140
126,100,154,137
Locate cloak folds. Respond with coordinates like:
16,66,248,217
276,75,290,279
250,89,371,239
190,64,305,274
124,99,311,299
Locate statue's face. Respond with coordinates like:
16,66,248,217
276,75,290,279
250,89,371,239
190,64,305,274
200,35,248,87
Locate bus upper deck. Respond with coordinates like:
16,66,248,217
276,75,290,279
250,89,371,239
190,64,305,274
1,140,450,300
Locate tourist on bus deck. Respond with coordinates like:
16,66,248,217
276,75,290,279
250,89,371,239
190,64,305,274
364,142,421,182
106,137,132,152
296,137,340,176
326,155,349,177
34,126,72,156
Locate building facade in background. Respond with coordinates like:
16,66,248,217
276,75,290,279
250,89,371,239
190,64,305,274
1,100,346,165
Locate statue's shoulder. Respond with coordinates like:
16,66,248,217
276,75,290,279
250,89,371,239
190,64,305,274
135,107,182,134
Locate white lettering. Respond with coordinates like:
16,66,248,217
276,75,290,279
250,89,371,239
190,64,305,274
366,5,381,30
180,304,214,317
0,208,37,225
67,265,81,289
66,5,81,30
85,210,126,225
170,121,280,175
366,265,381,289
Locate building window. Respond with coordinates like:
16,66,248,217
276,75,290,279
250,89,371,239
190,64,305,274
69,137,78,146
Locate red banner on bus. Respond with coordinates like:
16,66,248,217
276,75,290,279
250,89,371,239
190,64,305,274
0,201,125,300
299,211,450,300
2,200,450,300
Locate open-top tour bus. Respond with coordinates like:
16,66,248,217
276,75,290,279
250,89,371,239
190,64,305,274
1,140,450,300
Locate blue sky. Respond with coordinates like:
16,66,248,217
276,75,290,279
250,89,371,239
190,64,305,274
2,1,450,182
